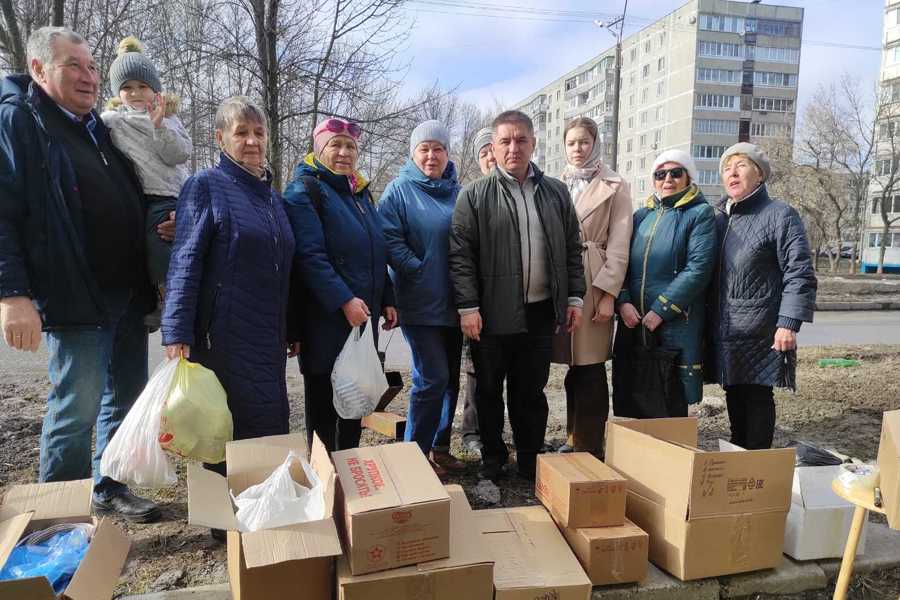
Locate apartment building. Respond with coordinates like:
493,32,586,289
863,0,900,272
514,0,803,204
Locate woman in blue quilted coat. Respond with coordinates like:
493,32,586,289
615,150,716,414
283,117,397,452
161,97,295,451
707,143,816,450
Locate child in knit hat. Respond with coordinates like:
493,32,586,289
101,36,192,328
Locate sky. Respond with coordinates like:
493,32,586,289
397,0,885,116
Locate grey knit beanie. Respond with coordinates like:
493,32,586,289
410,120,450,157
719,142,771,182
472,127,493,159
109,37,161,94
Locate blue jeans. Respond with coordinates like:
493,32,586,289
39,290,149,500
401,325,462,454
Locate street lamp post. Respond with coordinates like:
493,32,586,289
595,0,628,172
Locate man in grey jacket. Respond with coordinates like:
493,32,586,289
449,110,585,481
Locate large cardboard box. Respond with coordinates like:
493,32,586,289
0,479,130,600
877,409,900,529
561,518,648,586
536,452,627,528
783,465,869,560
333,442,450,575
187,434,342,600
336,485,493,600
605,418,795,581
475,505,591,600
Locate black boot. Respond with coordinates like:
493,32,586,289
93,489,161,523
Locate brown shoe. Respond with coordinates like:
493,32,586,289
430,450,466,472
428,458,448,479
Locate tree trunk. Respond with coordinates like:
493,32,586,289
0,0,27,73
51,0,65,26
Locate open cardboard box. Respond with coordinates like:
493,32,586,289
536,452,627,528
0,479,130,600
475,505,591,600
336,485,493,599
605,418,795,581
333,442,450,575
877,409,900,529
187,433,341,600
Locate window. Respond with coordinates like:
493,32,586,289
876,158,899,176
656,80,665,97
868,232,900,247
655,106,663,121
753,19,802,37
752,97,794,112
753,46,801,64
626,139,633,153
626,160,633,173
638,179,646,192
654,129,662,144
892,46,900,65
639,134,647,149
698,41,743,59
556,90,560,101
873,195,900,212
565,77,577,91
640,157,646,170
693,145,727,159
641,87,649,103
640,111,648,125
658,31,666,47
627,116,634,129
697,67,740,84
644,40,651,53
696,94,739,110
695,119,740,135
753,71,798,87
750,122,792,137
629,47,637,63
642,64,650,79
699,14,744,33
657,57,665,72
629,71,636,87
698,170,722,185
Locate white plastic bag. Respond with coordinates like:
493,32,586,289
331,324,387,419
101,359,178,488
232,451,325,532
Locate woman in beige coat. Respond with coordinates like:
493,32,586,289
554,117,633,455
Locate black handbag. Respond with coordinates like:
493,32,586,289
612,321,686,418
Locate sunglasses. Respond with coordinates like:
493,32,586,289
653,167,687,181
323,118,362,139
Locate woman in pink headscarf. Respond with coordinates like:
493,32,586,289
283,117,397,451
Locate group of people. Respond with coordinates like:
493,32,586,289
0,26,817,529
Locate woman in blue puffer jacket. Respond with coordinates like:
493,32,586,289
283,117,397,452
162,96,295,448
378,120,464,477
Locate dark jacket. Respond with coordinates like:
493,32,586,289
378,159,460,327
283,154,394,375
0,74,154,328
449,163,585,336
161,153,296,440
618,185,716,405
706,185,817,389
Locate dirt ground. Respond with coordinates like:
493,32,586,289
1,344,899,597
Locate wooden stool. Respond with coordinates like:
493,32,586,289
829,480,885,600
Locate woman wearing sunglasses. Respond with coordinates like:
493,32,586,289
614,150,716,416
283,117,397,452
552,117,633,457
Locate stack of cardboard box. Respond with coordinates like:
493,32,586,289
535,452,649,586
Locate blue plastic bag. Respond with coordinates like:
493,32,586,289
0,525,91,594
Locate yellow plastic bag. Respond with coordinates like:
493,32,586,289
158,358,232,463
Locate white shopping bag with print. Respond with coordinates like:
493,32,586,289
331,323,387,419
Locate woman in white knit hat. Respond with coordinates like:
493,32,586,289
553,117,632,456
613,149,716,416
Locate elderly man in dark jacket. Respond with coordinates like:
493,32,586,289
450,110,585,481
0,27,162,521
706,143,817,450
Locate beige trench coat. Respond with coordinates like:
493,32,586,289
553,165,633,366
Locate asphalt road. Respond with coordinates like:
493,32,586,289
1,311,897,379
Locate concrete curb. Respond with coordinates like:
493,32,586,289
816,301,900,311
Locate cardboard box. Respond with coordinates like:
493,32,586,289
536,452,627,528
187,433,342,600
337,485,493,600
361,412,406,440
877,409,900,529
605,418,795,580
475,505,591,600
0,479,130,600
783,465,869,560
333,442,450,575
560,518,648,586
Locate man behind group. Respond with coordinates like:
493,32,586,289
450,110,585,481
0,27,161,521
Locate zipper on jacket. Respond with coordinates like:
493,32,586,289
717,211,733,383
639,206,665,341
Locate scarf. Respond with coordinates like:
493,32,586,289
560,137,605,203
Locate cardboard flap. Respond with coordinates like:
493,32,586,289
544,452,626,484
309,434,336,519
473,510,515,534
0,577,56,599
0,479,92,523
64,518,131,600
796,466,849,510
883,410,900,457
226,434,308,495
688,447,795,518
187,463,239,530
381,443,449,505
0,513,34,569
608,417,698,446
240,518,342,568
